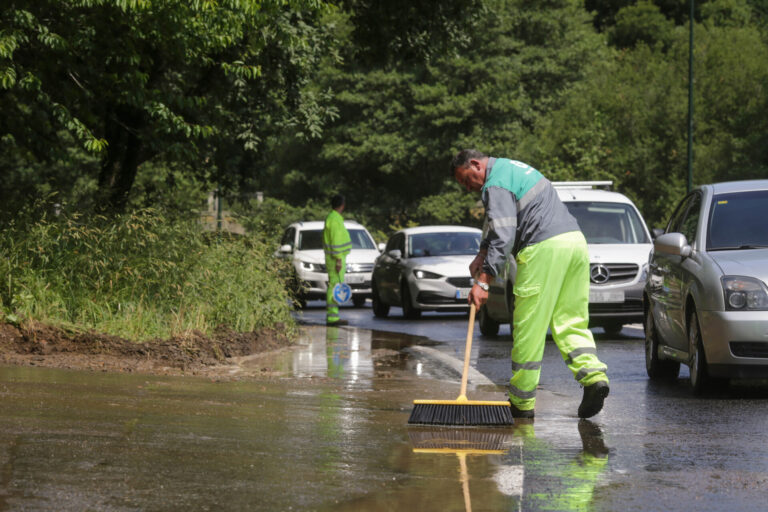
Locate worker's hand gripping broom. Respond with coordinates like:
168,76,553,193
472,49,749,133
407,303,514,426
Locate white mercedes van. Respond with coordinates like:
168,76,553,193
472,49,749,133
479,181,652,336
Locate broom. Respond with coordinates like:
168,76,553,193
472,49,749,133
408,303,514,426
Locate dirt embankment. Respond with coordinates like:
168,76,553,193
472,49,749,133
0,321,293,377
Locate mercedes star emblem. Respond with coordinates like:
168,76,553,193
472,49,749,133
590,264,610,284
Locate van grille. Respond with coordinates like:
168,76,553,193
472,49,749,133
347,263,374,273
590,263,639,285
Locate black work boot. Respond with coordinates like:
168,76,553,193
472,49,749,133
508,399,535,419
578,381,609,418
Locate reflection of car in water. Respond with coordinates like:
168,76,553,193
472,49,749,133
644,180,768,394
480,182,652,337
276,220,381,307
371,226,482,319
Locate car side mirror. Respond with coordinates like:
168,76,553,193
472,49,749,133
279,244,293,254
651,227,664,240
654,232,691,258
387,249,402,260
378,242,386,252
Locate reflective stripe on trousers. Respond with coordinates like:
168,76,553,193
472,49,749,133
509,231,609,411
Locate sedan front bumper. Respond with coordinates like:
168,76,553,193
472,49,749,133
699,309,768,379
410,276,472,311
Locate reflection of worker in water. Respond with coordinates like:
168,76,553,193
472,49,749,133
512,420,609,511
325,326,349,379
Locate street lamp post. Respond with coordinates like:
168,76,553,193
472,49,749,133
687,0,694,192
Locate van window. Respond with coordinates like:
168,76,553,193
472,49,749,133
565,202,650,244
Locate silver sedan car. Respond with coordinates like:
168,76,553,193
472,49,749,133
644,179,768,393
371,226,482,318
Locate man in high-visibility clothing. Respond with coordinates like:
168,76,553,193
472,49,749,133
323,194,352,326
452,149,609,419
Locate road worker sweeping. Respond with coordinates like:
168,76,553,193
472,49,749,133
452,149,609,419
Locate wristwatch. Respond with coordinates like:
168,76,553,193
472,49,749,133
475,281,489,291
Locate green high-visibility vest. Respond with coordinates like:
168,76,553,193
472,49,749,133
323,210,351,265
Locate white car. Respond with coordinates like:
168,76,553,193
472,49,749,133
276,220,381,307
371,226,482,318
480,181,652,336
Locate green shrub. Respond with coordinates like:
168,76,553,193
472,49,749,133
0,206,296,340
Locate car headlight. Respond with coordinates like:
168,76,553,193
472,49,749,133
722,276,768,310
639,263,649,282
301,261,326,272
413,269,442,279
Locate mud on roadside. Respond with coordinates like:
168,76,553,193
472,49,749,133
0,320,294,378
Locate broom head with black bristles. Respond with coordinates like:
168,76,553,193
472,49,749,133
407,304,514,427
408,396,514,426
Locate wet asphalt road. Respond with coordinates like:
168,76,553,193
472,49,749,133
2,301,768,510
295,300,768,510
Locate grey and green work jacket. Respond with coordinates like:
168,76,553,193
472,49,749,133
480,157,580,278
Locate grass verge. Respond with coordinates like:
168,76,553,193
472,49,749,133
1,207,296,341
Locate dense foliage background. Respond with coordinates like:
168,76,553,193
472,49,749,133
2,0,767,336
4,0,767,230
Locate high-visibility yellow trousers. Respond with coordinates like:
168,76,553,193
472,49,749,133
509,231,609,411
325,257,346,324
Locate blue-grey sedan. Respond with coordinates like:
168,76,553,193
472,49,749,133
644,179,768,393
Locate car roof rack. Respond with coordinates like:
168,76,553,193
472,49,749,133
551,181,613,190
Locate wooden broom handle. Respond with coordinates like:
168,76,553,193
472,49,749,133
458,303,476,401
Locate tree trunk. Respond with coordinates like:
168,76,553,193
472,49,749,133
98,107,145,212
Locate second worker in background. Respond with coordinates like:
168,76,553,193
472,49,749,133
323,193,352,326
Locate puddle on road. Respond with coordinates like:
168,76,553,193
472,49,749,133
0,326,611,511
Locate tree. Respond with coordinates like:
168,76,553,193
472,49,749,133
259,0,607,231
0,0,338,213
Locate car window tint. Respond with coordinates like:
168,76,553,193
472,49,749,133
708,190,768,250
298,229,324,250
565,202,650,244
349,229,376,250
679,193,701,243
408,232,481,257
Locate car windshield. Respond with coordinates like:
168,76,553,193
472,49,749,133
565,202,650,244
707,190,768,250
408,232,480,257
297,228,376,250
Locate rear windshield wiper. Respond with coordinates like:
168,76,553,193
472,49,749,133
710,244,768,251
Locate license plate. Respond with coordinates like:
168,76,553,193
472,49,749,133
346,274,365,284
455,288,470,299
589,289,625,303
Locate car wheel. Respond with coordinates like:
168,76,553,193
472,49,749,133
688,309,711,395
645,307,680,381
602,322,623,336
352,295,366,308
401,281,421,319
371,281,389,318
478,304,500,337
